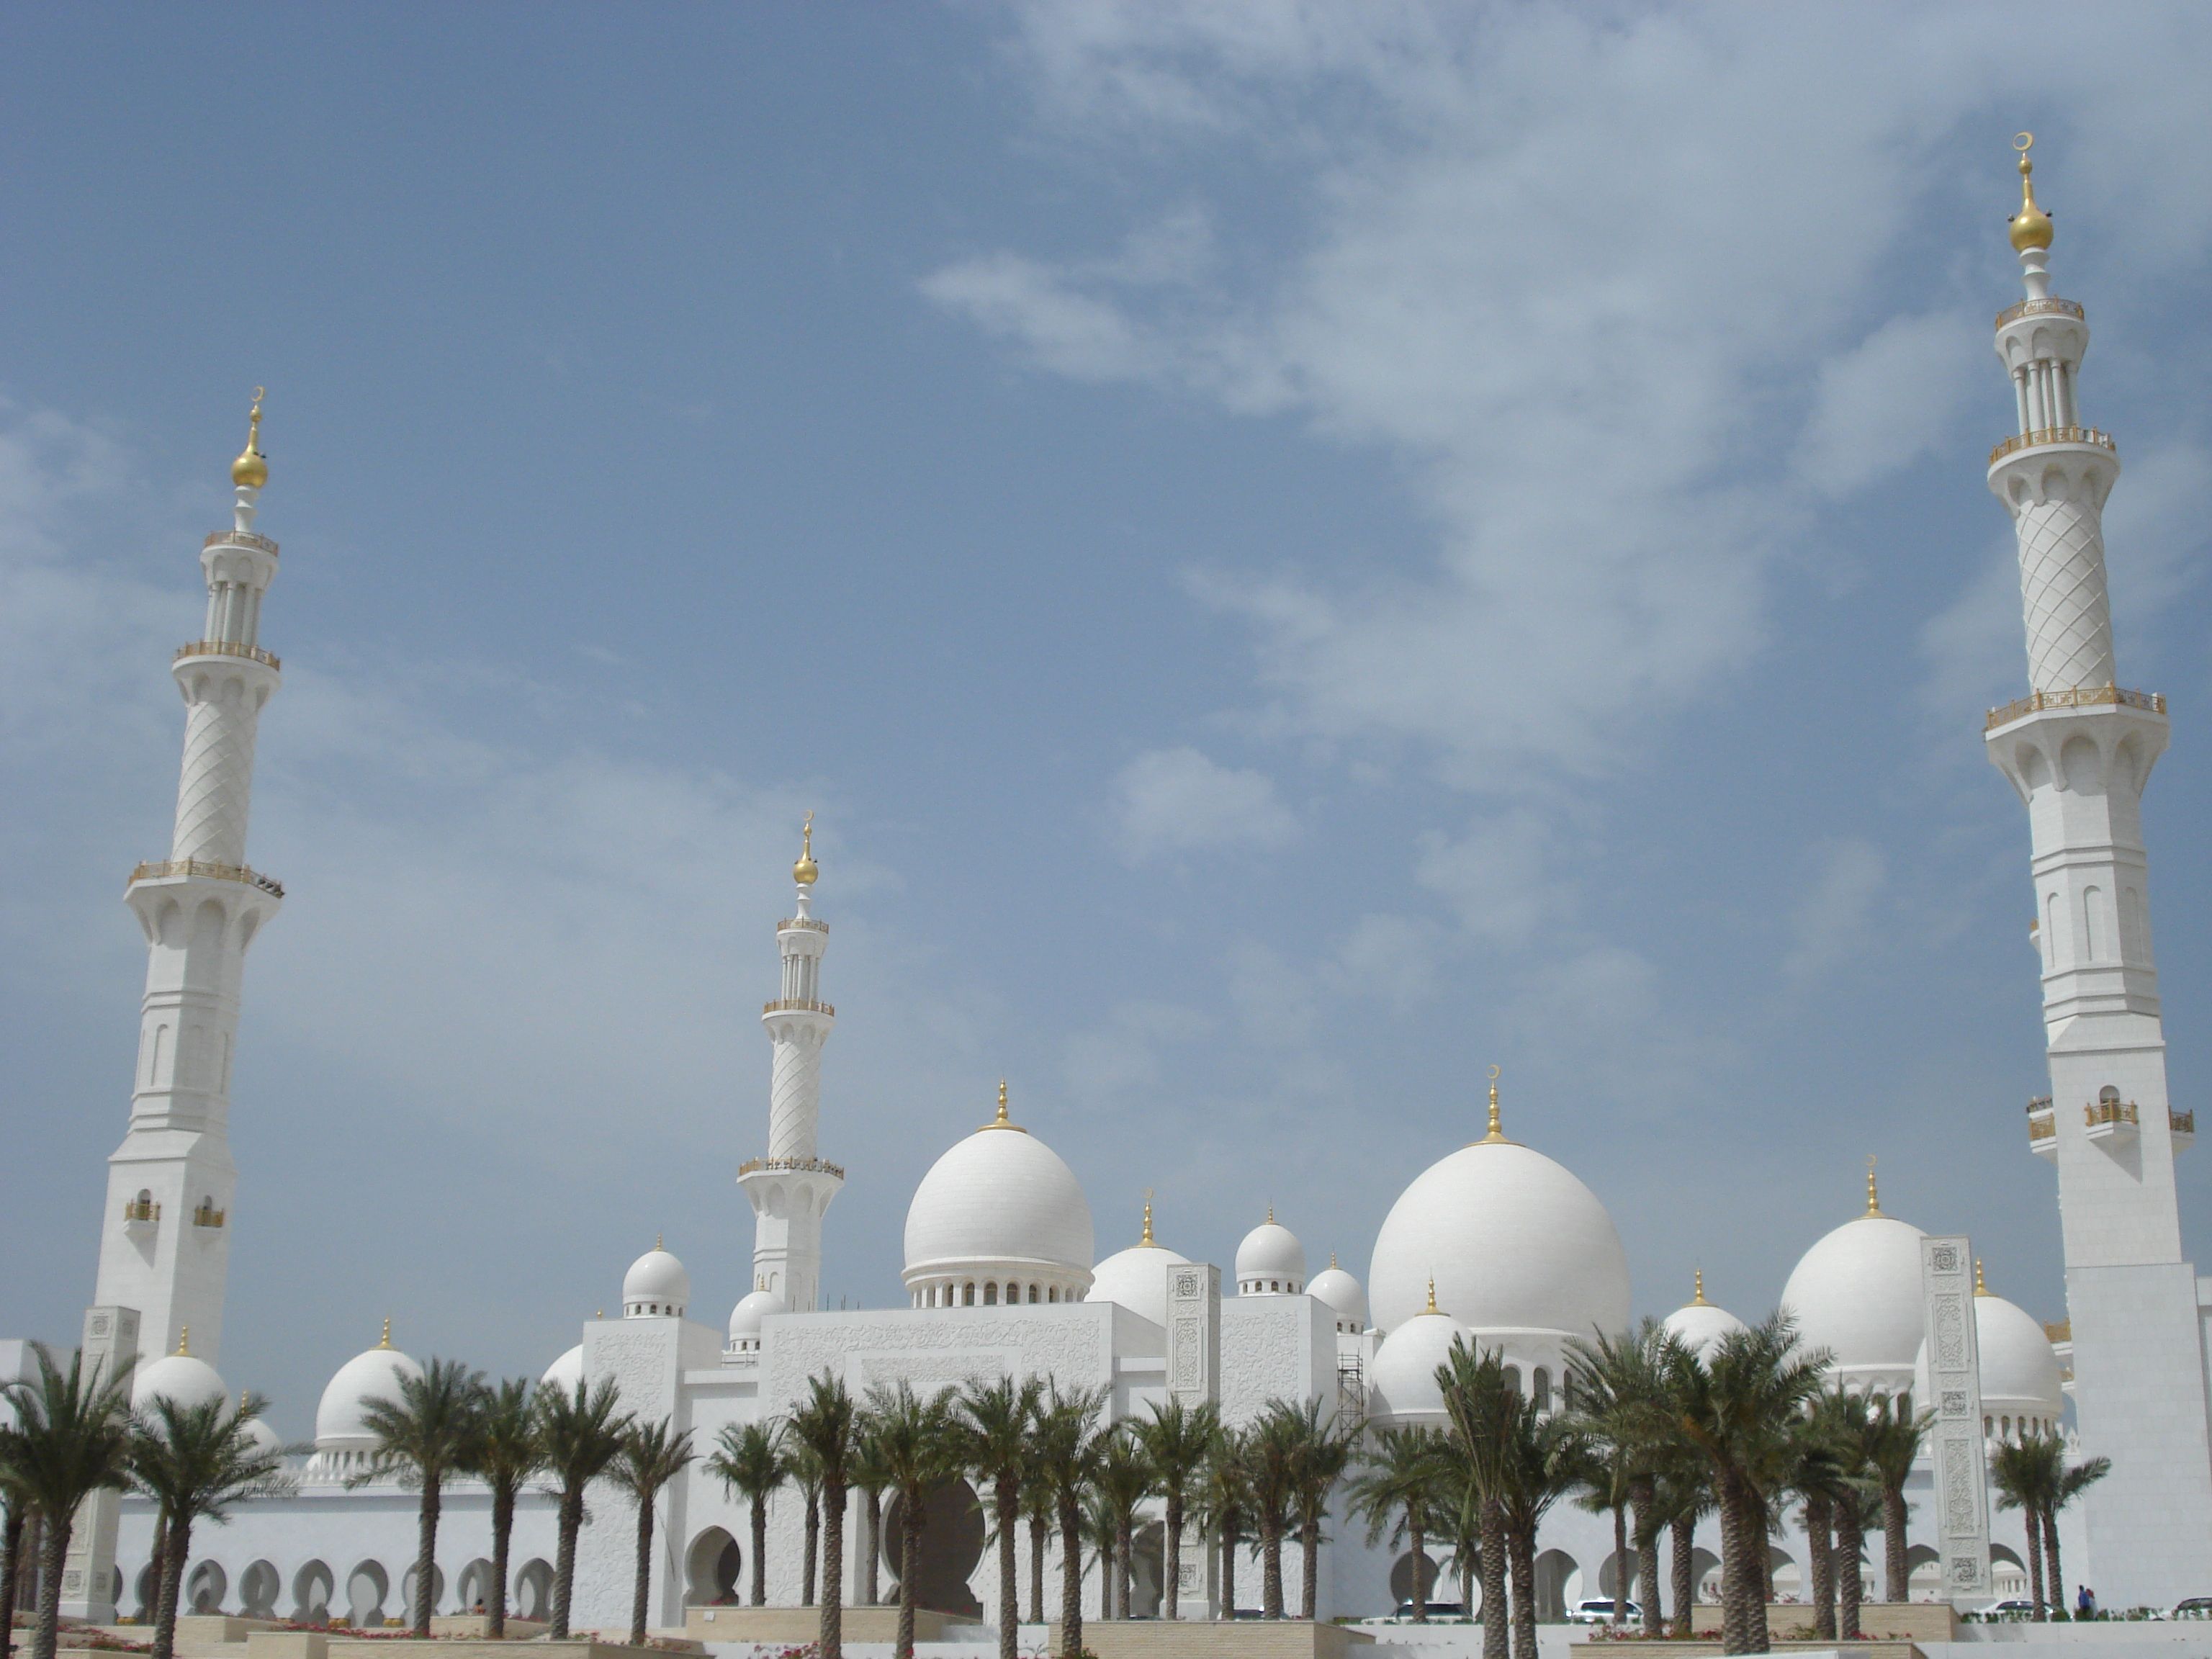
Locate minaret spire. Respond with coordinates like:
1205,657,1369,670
737,817,843,1316
71,401,289,1620
1980,135,2212,1606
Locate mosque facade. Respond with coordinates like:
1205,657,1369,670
27,147,2212,1629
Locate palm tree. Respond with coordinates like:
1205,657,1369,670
1652,1461,1714,1638
127,1392,292,1659
1809,1388,1879,1637
1032,1383,1106,1658
2046,1442,2108,1617
861,1381,961,1659
467,1379,540,1637
850,1421,887,1609
1347,1426,1452,1624
0,1431,35,1659
1242,1401,1309,1619
1193,1426,1251,1622
1092,1426,1154,1619
610,1417,694,1645
1017,1431,1053,1624
534,1376,632,1640
1128,1398,1218,1622
786,1442,824,1606
1499,1396,1583,1659
354,1357,485,1635
1,1344,136,1659
1783,1392,1854,1641
956,1375,1042,1659
1864,1395,1926,1604
1277,1401,1352,1621
1989,1436,2049,1618
1565,1323,1670,1634
1436,1339,1515,1659
706,1420,787,1607
787,1374,858,1659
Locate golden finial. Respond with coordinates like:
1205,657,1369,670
1975,1258,1990,1296
655,1232,664,1251
793,812,819,886
1266,1202,1275,1226
2010,132,2054,253
1141,1191,1156,1247
982,1078,1025,1131
1424,1275,1439,1316
1330,1250,1339,1270
176,1326,190,1357
231,388,269,489
1865,1156,1881,1217
1479,1064,1509,1143
1693,1269,1707,1307
378,1316,392,1349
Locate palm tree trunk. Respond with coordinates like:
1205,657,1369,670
1669,1513,1695,1640
1300,1521,1319,1621
552,1491,583,1641
1835,1501,1865,1639
1220,1521,1238,1622
750,1496,768,1606
1805,1492,1835,1641
31,1507,71,1659
2026,1498,2047,1622
995,1475,1019,1659
1755,1494,1774,1606
1611,1501,1628,1629
2041,1505,2064,1621
1117,1519,1134,1620
153,1510,192,1659
1028,1510,1046,1625
1881,1480,1907,1604
1479,1499,1508,1659
896,1499,920,1659
413,1475,441,1635
803,1493,819,1607
1407,1513,1427,1624
1096,1537,1110,1621
1259,1517,1282,1619
1717,1478,1748,1656
1632,1480,1660,1637
488,1483,513,1637
1741,1488,1772,1656
1057,1493,1083,1659
0,1503,25,1659
865,1488,881,1607
1164,1496,1183,1622
630,1487,655,1645
1508,1521,1537,1659
819,1485,845,1659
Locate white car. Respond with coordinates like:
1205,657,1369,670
1975,1598,2037,1620
1568,1599,1641,1624
2169,1597,2212,1620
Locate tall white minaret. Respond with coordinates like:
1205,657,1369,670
65,398,287,1619
737,817,842,1312
1983,138,2212,1606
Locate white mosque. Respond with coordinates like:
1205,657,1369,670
30,140,2212,1632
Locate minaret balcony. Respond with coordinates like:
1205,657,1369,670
737,1155,845,1180
2027,1097,2056,1161
128,858,285,900
203,529,279,557
2172,1110,2195,1151
174,639,282,672
1988,425,2115,467
121,1197,161,1237
2083,1096,2140,1145
763,997,834,1017
1985,683,2164,732
778,917,830,935
1995,296,2086,329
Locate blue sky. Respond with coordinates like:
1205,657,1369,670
5,4,2212,1436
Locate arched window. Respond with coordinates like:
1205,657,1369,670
1028,1284,1040,1304
963,1282,976,1306
1504,1366,1523,1397
1048,1286,1058,1303
1532,1367,1552,1411
984,1282,999,1305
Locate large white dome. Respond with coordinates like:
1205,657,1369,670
133,1351,229,1414
1912,1283,2064,1434
541,1345,585,1393
1309,1259,1369,1334
1367,1305,1467,1424
728,1287,785,1346
1088,1241,1190,1329
1779,1208,1928,1387
1236,1217,1307,1295
1369,1136,1629,1339
315,1333,424,1449
1661,1278,1749,1362
904,1100,1094,1300
623,1244,690,1318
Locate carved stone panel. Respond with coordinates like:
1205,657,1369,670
1920,1235,1990,1604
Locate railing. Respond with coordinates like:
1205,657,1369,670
2173,1110,2196,1136
779,917,830,935
1987,685,2165,730
1995,297,2086,329
192,1201,227,1229
762,998,834,1017
2026,1094,2052,1112
129,859,285,899
2027,1112,2056,1143
2086,1098,2140,1128
122,1198,160,1223
175,639,281,671
2044,1320,2071,1344
736,1155,846,1180
1989,426,2116,466
204,530,279,556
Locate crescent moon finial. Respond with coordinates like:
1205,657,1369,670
1487,1064,1501,1082
2014,132,2033,155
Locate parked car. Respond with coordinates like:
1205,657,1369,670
1568,1599,1642,1624
1974,1599,2038,1620
1393,1601,1469,1621
2170,1598,2212,1620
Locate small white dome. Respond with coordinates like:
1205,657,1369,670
1661,1282,1749,1362
728,1288,785,1344
1308,1260,1369,1332
133,1352,229,1414
623,1244,690,1318
540,1345,585,1393
1236,1216,1307,1294
1088,1242,1191,1329
1912,1285,2065,1432
241,1417,285,1460
1370,1136,1629,1339
315,1335,425,1449
903,1103,1094,1298
1780,1208,1929,1389
1368,1305,1467,1424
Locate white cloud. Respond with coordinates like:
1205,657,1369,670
1783,838,1888,984
1794,312,1986,497
1110,745,1298,860
1414,809,1569,946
